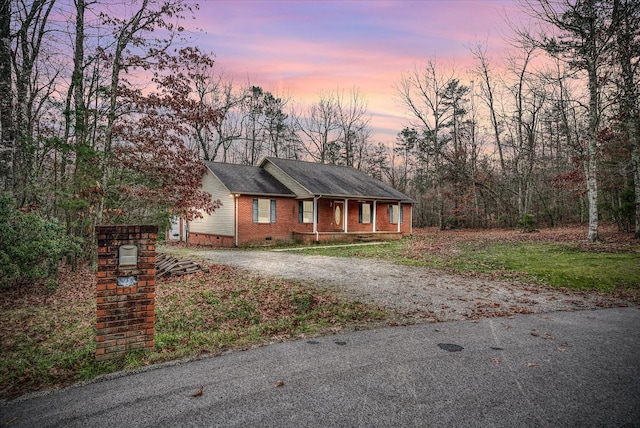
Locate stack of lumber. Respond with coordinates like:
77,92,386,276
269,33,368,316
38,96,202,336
156,253,210,278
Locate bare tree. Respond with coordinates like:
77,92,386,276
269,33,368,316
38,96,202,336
397,59,457,229
209,78,244,162
295,92,340,163
518,0,622,241
470,41,507,175
503,40,547,220
9,0,57,205
611,0,640,237
335,87,371,167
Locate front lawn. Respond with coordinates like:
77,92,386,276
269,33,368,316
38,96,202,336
293,225,640,292
0,264,387,400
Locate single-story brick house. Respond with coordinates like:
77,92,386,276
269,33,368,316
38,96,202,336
187,157,413,246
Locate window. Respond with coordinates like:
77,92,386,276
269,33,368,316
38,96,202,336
359,203,371,224
298,200,314,223
389,204,404,224
253,199,276,223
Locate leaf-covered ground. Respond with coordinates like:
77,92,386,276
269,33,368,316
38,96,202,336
0,263,386,400
408,223,638,256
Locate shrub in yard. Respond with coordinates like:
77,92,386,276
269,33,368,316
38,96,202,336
517,213,537,233
0,194,81,289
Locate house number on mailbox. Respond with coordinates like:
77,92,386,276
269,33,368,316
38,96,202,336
119,245,138,267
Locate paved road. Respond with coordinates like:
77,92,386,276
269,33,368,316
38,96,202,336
2,308,639,427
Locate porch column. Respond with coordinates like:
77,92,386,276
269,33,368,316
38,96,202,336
372,201,377,232
313,196,319,241
397,202,401,233
343,199,348,233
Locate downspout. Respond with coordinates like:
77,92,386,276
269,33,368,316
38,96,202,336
410,203,413,235
234,194,239,247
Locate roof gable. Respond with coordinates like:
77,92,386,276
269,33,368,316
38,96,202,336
204,161,295,197
261,157,411,201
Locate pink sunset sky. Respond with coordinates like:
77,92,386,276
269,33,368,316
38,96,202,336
188,0,526,145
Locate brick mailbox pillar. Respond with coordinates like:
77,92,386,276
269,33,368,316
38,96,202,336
95,225,157,361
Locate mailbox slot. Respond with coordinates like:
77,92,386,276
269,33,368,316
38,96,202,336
119,245,138,267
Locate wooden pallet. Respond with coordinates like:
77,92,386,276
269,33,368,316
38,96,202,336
156,253,210,278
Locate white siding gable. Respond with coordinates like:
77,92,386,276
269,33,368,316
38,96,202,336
188,170,235,236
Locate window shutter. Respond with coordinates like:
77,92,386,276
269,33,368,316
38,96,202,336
252,199,258,223
298,201,303,223
400,205,404,223
270,200,277,223
358,204,363,223
388,205,392,224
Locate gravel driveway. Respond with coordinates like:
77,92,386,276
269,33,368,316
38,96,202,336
195,249,635,322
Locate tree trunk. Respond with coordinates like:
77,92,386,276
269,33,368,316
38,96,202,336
0,0,12,191
586,62,600,242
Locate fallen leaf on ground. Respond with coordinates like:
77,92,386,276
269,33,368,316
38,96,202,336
192,386,204,397
527,362,538,367
274,379,285,387
491,357,502,364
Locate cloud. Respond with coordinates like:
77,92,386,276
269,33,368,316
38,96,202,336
191,0,522,144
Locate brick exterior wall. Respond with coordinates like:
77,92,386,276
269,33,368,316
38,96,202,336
236,196,301,246
188,197,411,247
317,199,340,231
188,232,235,247
95,225,157,361
375,202,412,233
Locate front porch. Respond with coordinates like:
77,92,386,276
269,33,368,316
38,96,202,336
292,231,404,245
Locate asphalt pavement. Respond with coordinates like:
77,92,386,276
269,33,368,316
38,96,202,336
2,307,639,427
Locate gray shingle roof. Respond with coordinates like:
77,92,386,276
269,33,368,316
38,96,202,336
263,157,411,201
204,161,295,196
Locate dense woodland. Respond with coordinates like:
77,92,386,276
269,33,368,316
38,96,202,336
0,0,639,267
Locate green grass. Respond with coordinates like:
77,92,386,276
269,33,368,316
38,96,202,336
293,241,405,260
291,240,640,292
462,242,640,290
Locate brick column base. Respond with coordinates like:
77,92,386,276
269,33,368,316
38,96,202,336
95,225,157,361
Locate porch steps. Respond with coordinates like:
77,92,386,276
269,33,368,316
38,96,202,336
356,234,378,242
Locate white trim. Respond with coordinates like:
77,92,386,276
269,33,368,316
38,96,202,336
234,195,239,246
344,198,348,233
372,201,377,232
313,196,319,241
